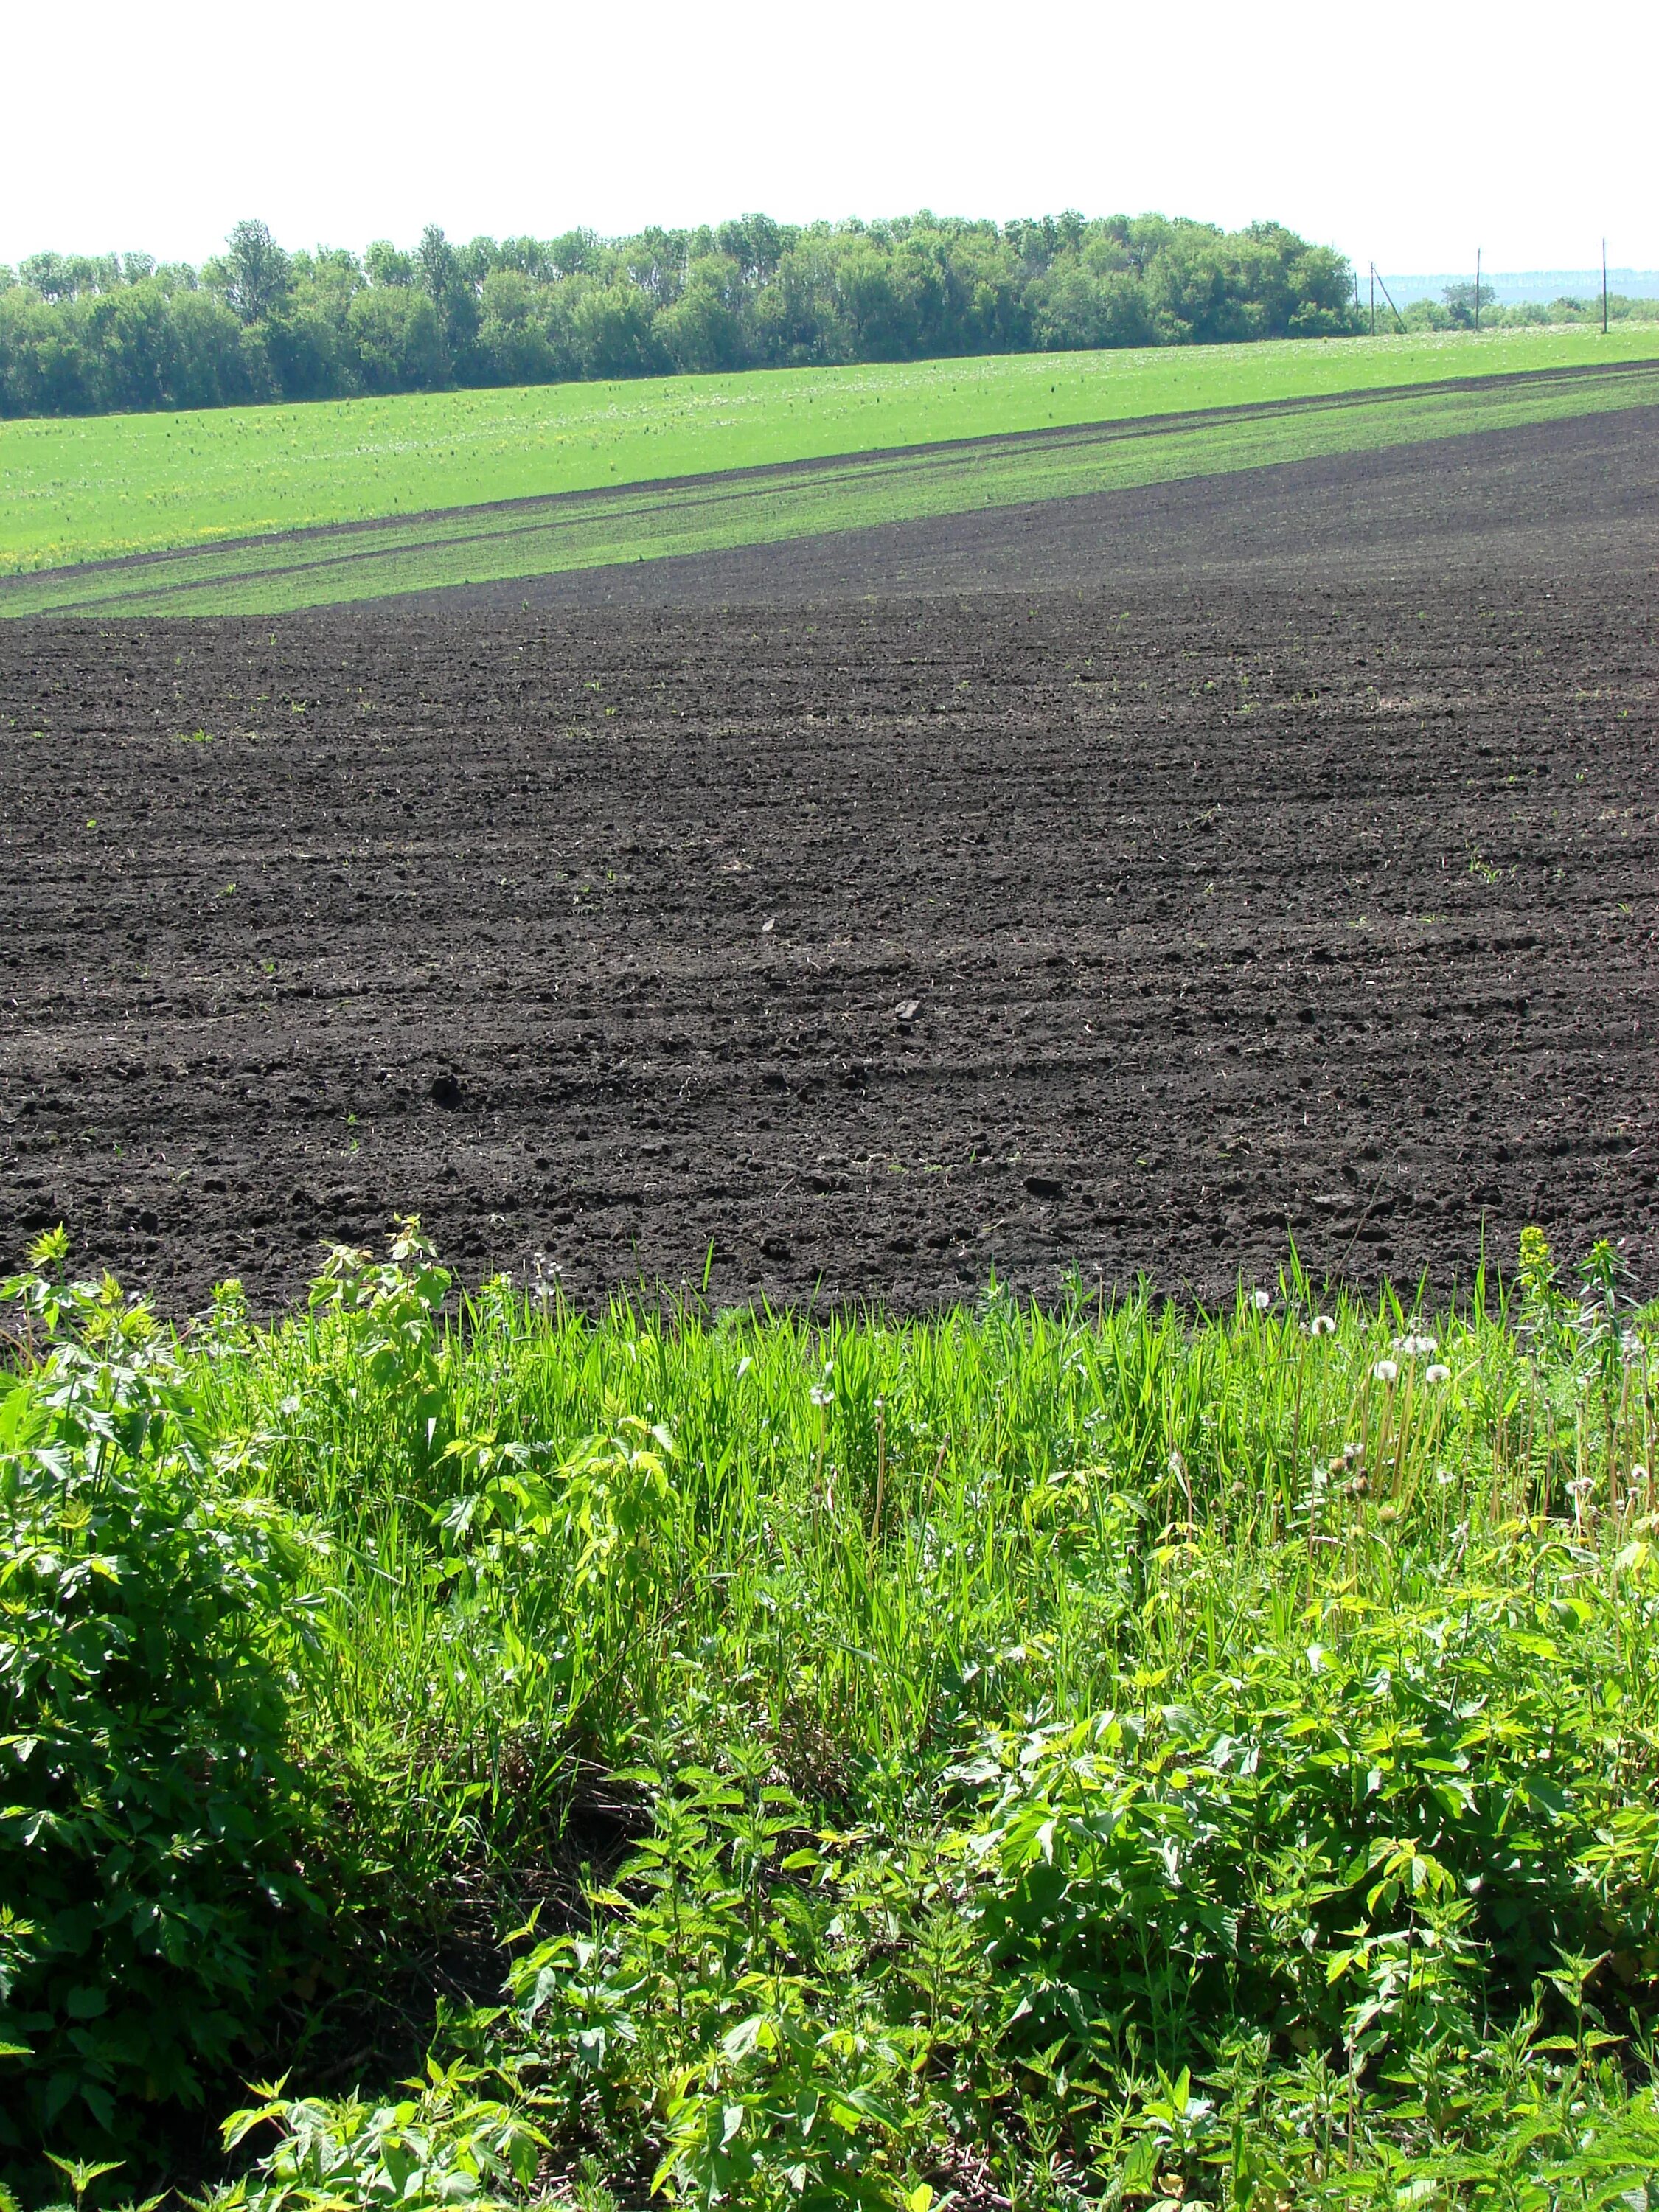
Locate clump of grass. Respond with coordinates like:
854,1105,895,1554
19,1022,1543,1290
5,1223,1659,2208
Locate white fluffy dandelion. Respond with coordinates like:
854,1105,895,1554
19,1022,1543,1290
1425,1363,1450,1385
1373,1359,1399,1385
1252,1289,1272,1311
1311,1314,1337,1338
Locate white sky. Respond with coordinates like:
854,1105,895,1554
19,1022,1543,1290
5,0,1655,276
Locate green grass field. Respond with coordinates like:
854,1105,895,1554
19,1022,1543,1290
4,325,1658,582
5,350,1658,617
7,1222,1659,2205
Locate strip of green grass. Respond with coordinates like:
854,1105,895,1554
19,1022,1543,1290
5,356,1655,617
4,326,1658,578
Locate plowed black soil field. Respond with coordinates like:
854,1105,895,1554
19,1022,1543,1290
2,414,1656,1316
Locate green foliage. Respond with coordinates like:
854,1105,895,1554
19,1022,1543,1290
6,1221,1659,2205
209,2058,544,2211
0,208,1368,427
0,1238,322,2164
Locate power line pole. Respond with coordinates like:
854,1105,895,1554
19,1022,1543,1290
1475,246,1481,333
1370,262,1376,337
1602,237,1609,334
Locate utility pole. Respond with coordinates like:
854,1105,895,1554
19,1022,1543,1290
1602,237,1609,334
1370,262,1376,336
1475,246,1481,333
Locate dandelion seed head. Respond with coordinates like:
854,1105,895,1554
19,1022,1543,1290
1373,1359,1399,1385
1425,1363,1450,1385
1566,1474,1596,1499
1436,1467,1455,1486
1312,1314,1337,1337
1252,1289,1272,1311
1630,1464,1649,1486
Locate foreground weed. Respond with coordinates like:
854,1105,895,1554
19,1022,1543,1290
6,1220,1659,2206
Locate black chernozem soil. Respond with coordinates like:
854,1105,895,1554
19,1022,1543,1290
1,417,1655,1317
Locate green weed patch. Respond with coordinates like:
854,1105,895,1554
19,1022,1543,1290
4,1223,1659,2206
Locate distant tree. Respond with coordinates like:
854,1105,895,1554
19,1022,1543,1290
477,267,560,383
1442,276,1498,329
20,251,121,302
548,229,600,279
365,239,417,287
656,268,742,371
416,223,478,375
215,220,291,324
566,281,661,378
347,285,444,391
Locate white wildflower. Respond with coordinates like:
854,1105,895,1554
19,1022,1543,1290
1374,1359,1399,1385
1311,1314,1337,1337
1425,1363,1450,1385
1252,1289,1272,1311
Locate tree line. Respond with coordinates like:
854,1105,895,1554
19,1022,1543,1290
1390,278,1659,334
0,211,1368,418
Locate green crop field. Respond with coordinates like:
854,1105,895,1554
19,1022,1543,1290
7,1222,1659,2205
4,324,1658,585
5,348,1658,617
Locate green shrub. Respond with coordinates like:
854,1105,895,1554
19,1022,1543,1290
0,1235,321,2162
